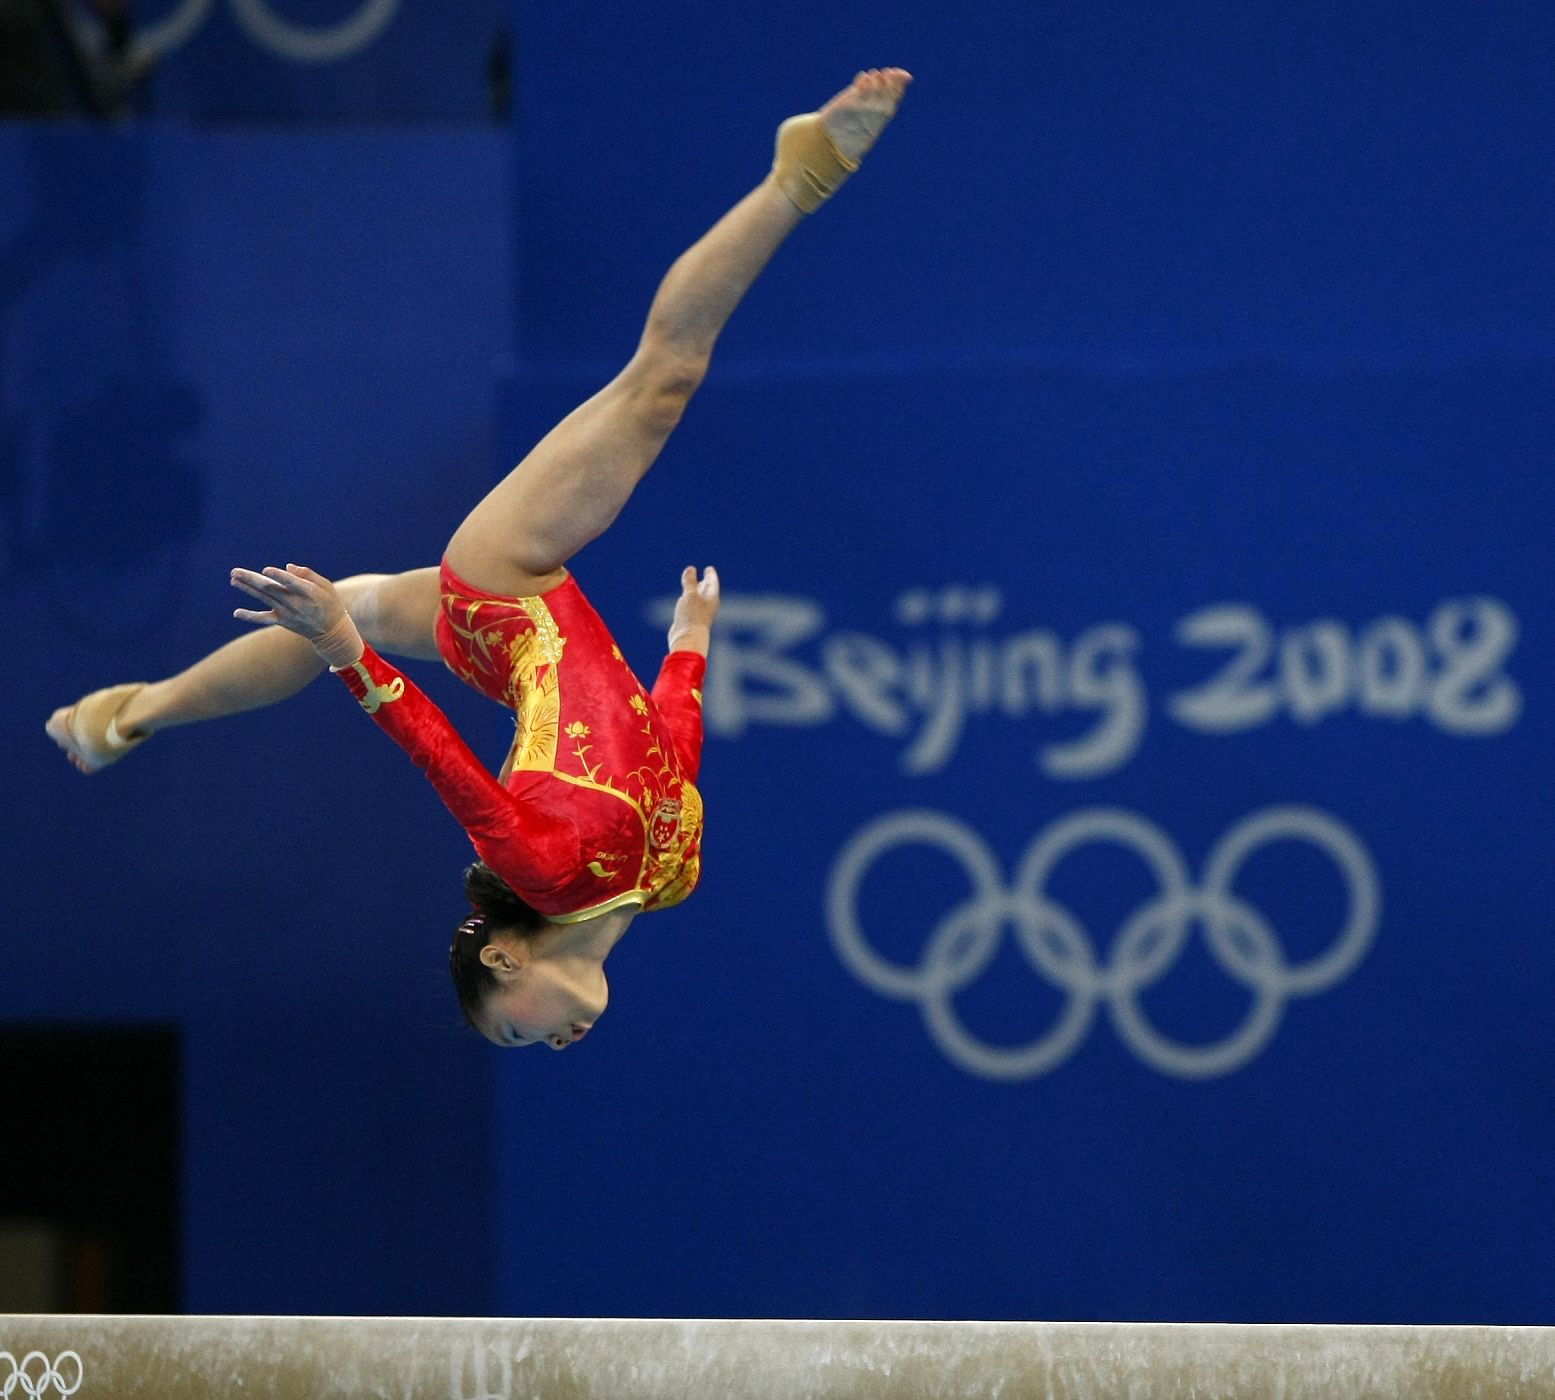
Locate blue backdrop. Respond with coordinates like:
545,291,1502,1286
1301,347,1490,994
492,1,1553,1323
1,0,1551,1324
0,120,512,1313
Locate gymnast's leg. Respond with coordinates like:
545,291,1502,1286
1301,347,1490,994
45,567,441,772
444,67,912,599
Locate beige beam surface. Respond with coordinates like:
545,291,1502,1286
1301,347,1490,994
3,1315,1555,1399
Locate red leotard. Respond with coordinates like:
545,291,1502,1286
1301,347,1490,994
333,558,705,922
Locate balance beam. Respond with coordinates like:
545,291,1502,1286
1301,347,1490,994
3,1316,1553,1398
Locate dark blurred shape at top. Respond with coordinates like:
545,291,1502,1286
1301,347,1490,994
486,26,510,123
2,0,507,123
0,0,153,118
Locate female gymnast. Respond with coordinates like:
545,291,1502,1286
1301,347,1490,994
45,68,912,1051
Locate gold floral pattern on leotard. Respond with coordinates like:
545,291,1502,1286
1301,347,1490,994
611,700,703,912
437,566,702,920
537,662,704,914
645,783,702,911
342,659,405,715
505,610,566,773
440,591,569,775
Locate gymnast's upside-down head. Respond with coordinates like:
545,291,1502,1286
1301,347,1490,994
450,862,605,1050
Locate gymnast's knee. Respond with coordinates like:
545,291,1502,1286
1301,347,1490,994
627,340,709,434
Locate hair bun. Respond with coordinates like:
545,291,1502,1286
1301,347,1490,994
462,861,541,929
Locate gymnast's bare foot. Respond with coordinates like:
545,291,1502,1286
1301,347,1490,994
817,67,912,164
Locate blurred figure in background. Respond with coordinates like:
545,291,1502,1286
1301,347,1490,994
0,0,151,118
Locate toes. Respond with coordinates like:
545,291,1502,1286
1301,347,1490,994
847,67,912,101
45,707,73,747
46,704,97,772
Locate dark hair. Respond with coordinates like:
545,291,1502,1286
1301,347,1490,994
449,862,545,1033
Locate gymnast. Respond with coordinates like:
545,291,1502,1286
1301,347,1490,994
46,68,912,1051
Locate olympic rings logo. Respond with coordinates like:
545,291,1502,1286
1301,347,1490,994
138,0,401,64
0,1353,84,1400
826,806,1381,1081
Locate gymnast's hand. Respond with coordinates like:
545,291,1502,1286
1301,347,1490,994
230,563,365,669
667,565,720,656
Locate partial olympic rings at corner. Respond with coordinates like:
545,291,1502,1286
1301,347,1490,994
138,0,401,63
0,1352,84,1400
826,806,1381,1081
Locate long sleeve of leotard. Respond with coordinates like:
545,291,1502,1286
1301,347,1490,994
650,650,706,783
332,644,571,888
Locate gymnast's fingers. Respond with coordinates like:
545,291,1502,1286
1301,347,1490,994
261,565,318,600
230,569,281,603
232,566,294,597
232,570,313,627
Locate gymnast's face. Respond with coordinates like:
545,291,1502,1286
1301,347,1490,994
477,940,606,1050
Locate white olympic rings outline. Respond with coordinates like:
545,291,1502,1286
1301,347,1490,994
826,806,1381,1081
0,1352,84,1400
137,0,401,63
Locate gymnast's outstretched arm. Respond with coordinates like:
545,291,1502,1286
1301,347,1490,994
45,566,441,772
225,561,580,885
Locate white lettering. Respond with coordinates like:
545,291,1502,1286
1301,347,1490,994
1280,620,1352,725
696,596,833,734
822,633,908,734
1427,597,1522,734
1356,616,1428,718
646,590,1521,777
1170,604,1279,731
1045,624,1146,779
